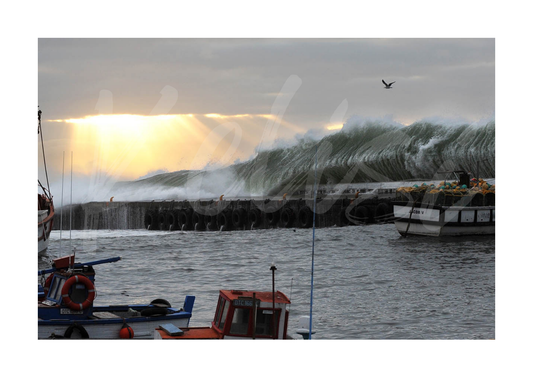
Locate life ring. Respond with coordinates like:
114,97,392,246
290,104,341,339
64,324,89,339
61,275,96,311
280,208,295,228
298,206,313,228
249,208,262,227
232,208,246,228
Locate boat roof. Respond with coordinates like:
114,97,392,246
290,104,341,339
220,290,291,305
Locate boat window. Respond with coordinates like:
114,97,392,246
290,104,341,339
48,276,64,302
229,307,251,335
254,309,280,337
214,296,225,325
218,300,230,330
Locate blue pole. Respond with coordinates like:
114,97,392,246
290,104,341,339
309,145,318,339
38,256,122,276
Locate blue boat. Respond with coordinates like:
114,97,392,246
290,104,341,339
38,255,195,339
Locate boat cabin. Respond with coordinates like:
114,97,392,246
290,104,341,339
156,289,291,339
39,256,97,320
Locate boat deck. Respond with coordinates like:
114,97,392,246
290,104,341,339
156,326,222,339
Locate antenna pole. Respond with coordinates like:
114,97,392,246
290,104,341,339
270,264,277,339
60,151,65,257
309,145,318,339
70,151,74,267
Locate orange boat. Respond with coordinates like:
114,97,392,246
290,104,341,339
155,288,292,339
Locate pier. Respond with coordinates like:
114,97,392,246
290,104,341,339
53,193,397,231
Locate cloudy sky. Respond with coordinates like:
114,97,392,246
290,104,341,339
39,38,494,124
37,38,494,194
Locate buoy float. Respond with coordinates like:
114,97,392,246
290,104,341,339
119,323,134,339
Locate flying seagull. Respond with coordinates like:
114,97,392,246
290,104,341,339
382,79,395,89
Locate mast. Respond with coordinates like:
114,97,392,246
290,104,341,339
70,151,74,267
60,151,65,256
270,264,277,338
38,107,51,197
309,144,318,339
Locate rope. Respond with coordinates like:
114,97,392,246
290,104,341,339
402,197,419,238
38,108,51,195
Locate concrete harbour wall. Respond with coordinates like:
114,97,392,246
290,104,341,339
53,196,396,231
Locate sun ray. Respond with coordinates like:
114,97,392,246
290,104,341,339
58,113,280,180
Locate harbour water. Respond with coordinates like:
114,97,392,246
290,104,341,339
39,223,495,339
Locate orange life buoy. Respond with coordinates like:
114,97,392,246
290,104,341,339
61,275,96,310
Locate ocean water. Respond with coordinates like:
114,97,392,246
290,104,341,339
39,223,495,339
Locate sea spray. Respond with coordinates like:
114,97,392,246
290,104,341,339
57,118,495,203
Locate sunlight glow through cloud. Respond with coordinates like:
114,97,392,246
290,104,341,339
46,113,304,181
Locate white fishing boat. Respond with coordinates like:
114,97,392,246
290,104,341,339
393,172,495,237
393,203,495,236
38,255,195,339
38,190,54,254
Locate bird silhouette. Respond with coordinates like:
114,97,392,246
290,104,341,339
382,79,395,89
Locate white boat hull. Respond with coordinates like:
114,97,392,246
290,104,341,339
38,316,191,339
38,210,53,253
393,204,495,237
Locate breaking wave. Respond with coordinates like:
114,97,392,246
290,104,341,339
112,117,495,200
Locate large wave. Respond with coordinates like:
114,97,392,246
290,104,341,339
112,117,495,200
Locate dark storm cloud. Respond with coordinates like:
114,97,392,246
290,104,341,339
38,38,494,126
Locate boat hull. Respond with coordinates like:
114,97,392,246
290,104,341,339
38,209,54,254
393,204,495,237
38,307,193,339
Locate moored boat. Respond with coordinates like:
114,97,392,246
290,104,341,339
38,108,54,253
155,288,291,339
393,171,495,237
38,255,195,339
38,186,54,254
